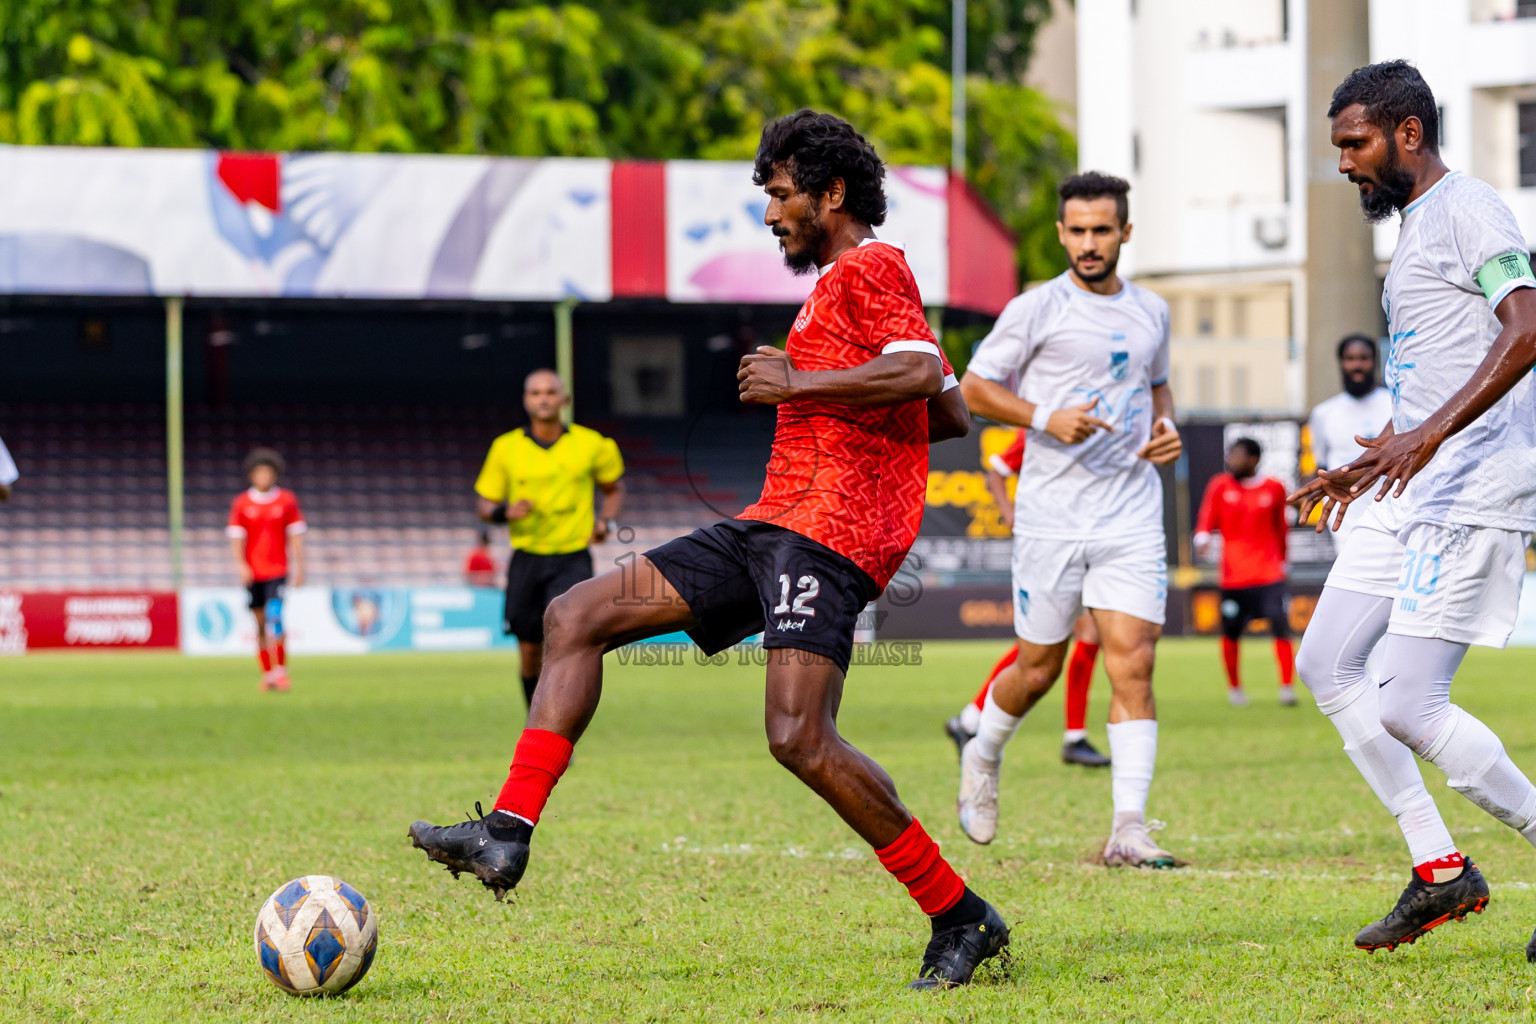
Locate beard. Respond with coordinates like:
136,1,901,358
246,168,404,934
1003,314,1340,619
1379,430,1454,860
777,213,828,277
1343,372,1376,397
1355,138,1416,224
1071,249,1119,283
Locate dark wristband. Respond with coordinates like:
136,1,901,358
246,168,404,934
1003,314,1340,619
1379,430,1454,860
488,505,509,524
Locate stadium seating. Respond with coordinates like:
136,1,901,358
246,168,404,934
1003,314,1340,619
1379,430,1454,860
0,403,764,590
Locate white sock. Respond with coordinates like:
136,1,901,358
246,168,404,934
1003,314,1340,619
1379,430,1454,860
1423,705,1536,836
1063,728,1087,743
968,689,1023,764
1318,682,1456,864
1106,719,1157,818
959,702,982,734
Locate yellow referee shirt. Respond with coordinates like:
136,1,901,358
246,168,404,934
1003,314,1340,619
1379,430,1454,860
474,424,624,555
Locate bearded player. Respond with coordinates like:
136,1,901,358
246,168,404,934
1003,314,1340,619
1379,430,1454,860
227,448,306,691
945,428,1109,767
1291,61,1536,955
955,172,1183,867
408,110,1010,989
1307,334,1393,553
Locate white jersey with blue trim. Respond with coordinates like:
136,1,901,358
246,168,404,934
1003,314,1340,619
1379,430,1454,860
1377,171,1536,533
967,272,1171,541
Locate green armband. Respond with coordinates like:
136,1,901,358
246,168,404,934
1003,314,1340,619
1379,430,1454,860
1477,251,1535,304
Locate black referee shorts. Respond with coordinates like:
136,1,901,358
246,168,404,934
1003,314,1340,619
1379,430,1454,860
1219,582,1290,641
503,550,594,643
644,519,878,674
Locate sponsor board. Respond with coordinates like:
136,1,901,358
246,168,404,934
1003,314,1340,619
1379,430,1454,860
0,591,179,652
180,585,519,655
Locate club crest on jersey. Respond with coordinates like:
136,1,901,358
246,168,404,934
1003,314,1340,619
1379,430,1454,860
1500,253,1524,279
1109,351,1129,382
793,298,816,334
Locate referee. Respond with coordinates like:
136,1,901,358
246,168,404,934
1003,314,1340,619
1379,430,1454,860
475,369,625,705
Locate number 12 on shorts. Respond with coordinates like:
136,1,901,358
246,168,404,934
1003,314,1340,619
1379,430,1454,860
773,574,820,617
1397,548,1441,596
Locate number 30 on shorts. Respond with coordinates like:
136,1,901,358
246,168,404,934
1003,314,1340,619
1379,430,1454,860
1397,548,1441,596
773,573,820,617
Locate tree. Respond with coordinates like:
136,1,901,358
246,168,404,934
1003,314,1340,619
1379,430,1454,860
0,0,1075,282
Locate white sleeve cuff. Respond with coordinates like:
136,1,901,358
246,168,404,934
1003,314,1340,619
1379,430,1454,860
883,339,943,360
226,526,247,538
988,454,1013,476
286,522,308,535
1489,277,1536,311
941,373,959,392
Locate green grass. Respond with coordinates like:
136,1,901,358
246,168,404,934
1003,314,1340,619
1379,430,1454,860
5,641,1536,1021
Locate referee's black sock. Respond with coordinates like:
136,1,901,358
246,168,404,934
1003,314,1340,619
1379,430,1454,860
520,674,538,707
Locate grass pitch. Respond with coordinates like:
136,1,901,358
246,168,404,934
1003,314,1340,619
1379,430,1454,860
5,640,1536,1022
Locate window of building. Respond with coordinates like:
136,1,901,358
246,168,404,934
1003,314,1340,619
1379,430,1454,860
1196,297,1216,335
1196,366,1217,408
1519,0,1536,17
1521,102,1536,187
1231,366,1249,409
1231,297,1248,338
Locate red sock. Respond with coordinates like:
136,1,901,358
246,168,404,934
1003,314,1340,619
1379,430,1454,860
275,640,286,668
1274,638,1294,687
493,729,574,824
259,647,273,673
1064,641,1099,732
1415,851,1465,884
974,645,1019,710
1220,637,1240,689
874,818,965,916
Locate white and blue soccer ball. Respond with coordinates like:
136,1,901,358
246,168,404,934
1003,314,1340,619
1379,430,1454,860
253,875,378,996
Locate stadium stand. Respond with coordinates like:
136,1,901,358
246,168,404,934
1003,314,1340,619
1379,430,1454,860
0,403,766,590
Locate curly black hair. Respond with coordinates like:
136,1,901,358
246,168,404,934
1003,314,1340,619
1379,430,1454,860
752,110,887,227
243,447,285,477
1336,332,1379,363
1231,437,1262,459
1327,60,1439,153
1057,171,1131,224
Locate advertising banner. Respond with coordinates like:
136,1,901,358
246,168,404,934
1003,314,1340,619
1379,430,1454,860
0,591,179,652
180,585,518,656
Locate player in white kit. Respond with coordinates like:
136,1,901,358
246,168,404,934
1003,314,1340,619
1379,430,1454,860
1306,334,1393,551
1291,61,1536,955
954,172,1183,867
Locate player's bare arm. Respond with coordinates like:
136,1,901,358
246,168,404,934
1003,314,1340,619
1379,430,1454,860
926,384,970,442
590,479,624,543
229,534,253,587
1334,288,1536,502
737,345,941,406
985,468,1014,529
288,532,306,588
1290,419,1395,532
958,372,1112,443
1135,382,1181,465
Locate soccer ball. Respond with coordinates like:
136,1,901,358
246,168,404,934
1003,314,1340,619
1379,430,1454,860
253,875,378,996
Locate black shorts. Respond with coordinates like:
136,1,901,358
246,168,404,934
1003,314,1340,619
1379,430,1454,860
644,519,879,674
504,550,594,642
1220,582,1290,640
248,576,286,611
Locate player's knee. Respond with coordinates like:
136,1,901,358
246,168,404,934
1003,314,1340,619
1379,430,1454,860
765,718,829,778
543,586,603,651
1293,637,1334,694
1376,693,1437,754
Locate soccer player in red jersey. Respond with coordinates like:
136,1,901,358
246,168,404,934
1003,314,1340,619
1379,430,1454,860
409,110,1009,988
227,449,306,692
944,429,1109,766
1193,437,1294,706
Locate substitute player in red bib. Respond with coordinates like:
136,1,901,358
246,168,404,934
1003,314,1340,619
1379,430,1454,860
227,448,306,692
1194,438,1295,706
408,110,1009,989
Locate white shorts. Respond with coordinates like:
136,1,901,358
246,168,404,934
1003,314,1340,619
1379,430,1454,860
1326,503,1527,649
1011,532,1167,645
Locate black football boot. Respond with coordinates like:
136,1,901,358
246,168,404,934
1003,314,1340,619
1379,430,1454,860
909,894,1011,990
1354,859,1490,952
944,716,976,761
408,801,531,901
1061,737,1111,767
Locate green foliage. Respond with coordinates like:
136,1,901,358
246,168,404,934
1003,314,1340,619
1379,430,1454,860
0,0,1075,284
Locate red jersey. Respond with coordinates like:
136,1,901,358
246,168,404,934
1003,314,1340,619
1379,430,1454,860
227,487,306,582
1194,474,1288,589
989,430,1026,476
739,240,952,589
